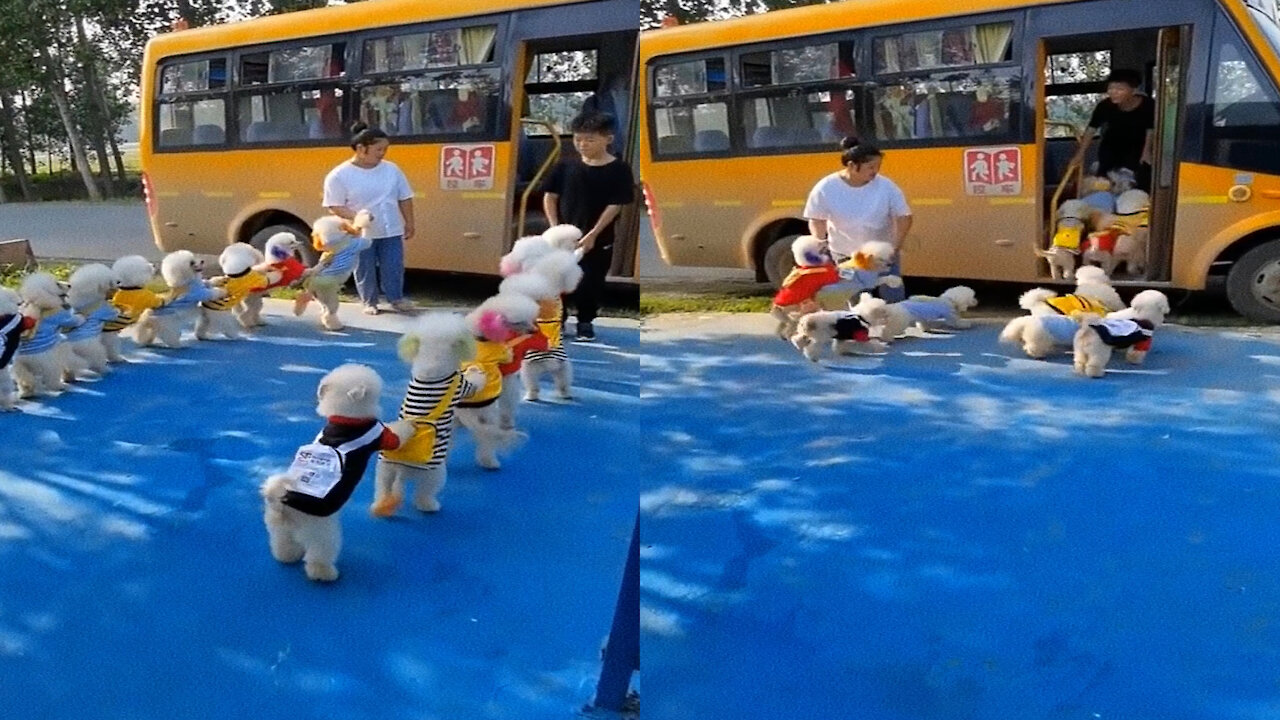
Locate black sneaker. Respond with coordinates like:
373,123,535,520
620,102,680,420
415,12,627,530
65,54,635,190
575,321,595,342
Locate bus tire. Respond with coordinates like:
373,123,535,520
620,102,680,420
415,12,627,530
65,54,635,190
762,234,800,288
248,223,318,267
1226,239,1280,324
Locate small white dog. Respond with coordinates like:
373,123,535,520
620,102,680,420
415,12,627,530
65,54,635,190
876,286,978,340
457,293,538,469
62,263,119,380
13,272,82,398
1072,289,1170,377
522,249,584,401
496,271,559,429
791,292,891,362
498,224,585,276
135,250,226,348
816,240,903,310
0,287,34,410
102,255,165,362
373,312,488,517
770,235,839,339
196,243,271,340
1020,267,1124,318
294,211,373,330
260,364,414,582
998,309,1079,360
247,233,312,327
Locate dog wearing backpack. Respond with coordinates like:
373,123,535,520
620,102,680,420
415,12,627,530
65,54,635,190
260,363,414,582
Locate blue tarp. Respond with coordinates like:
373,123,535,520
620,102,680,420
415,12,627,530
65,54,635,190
1,313,638,720
640,323,1280,720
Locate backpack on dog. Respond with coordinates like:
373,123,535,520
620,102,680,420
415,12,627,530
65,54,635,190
285,423,384,501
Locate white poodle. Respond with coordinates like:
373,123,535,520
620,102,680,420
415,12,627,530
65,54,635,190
770,235,838,339
13,272,81,398
496,271,558,429
457,293,538,469
196,243,271,340
103,255,165,362
498,224,585,276
1072,289,1171,377
1019,267,1124,318
260,363,413,582
294,210,372,330
875,286,978,341
790,292,891,362
62,263,119,380
135,250,226,348
0,287,34,410
247,233,311,327
372,312,488,517
521,249,583,401
819,240,903,310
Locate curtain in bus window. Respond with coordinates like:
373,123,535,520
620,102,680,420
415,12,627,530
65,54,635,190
460,26,496,65
975,23,1013,65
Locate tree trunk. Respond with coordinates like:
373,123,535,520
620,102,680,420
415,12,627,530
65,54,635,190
37,44,102,200
20,90,37,176
0,91,35,201
72,14,115,197
109,135,127,182
174,0,200,27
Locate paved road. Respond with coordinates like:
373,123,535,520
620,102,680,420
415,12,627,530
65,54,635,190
0,199,755,283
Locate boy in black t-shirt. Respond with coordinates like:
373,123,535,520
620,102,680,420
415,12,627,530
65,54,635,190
1072,69,1156,191
542,112,636,341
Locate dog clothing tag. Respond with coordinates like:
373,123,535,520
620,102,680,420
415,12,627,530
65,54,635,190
285,443,344,498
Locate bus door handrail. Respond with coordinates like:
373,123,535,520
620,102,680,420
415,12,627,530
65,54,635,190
1046,121,1084,246
517,117,562,239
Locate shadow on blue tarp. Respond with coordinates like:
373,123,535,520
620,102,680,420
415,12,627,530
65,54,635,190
0,319,639,720
640,324,1280,720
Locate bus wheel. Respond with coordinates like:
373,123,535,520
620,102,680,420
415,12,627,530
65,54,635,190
762,234,800,288
248,224,318,266
1227,239,1280,324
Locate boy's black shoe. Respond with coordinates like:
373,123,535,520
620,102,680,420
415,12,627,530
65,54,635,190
575,321,595,342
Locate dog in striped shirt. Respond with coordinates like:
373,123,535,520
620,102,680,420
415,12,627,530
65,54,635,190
373,312,488,516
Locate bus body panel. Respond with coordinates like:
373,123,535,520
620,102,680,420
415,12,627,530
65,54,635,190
140,0,638,276
1177,162,1280,289
638,0,1280,294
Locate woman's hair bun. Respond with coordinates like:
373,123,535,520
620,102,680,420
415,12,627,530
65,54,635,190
350,121,370,136
840,136,860,150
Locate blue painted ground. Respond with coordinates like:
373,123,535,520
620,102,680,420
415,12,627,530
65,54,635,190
0,308,638,720
640,319,1280,720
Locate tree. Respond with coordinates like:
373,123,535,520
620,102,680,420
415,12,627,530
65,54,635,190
641,0,836,27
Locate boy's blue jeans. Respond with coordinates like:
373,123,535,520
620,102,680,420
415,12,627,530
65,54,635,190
353,235,405,307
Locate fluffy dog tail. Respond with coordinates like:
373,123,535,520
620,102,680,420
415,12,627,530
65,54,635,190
261,473,291,504
998,316,1030,345
1018,288,1057,312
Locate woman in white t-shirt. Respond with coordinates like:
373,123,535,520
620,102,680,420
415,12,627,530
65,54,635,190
803,136,913,302
322,122,416,315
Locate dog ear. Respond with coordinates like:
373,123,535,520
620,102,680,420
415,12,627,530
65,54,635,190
345,384,369,403
397,334,421,363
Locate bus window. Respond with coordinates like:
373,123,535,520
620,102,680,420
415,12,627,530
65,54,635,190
1044,50,1111,138
238,42,346,142
870,68,1019,142
1206,20,1280,175
525,49,598,135
651,56,729,155
873,21,1013,74
737,40,855,148
157,57,227,148
868,20,1018,143
358,25,501,138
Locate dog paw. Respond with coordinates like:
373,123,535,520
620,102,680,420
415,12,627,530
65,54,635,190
370,495,402,518
305,562,339,582
413,496,442,513
478,456,501,471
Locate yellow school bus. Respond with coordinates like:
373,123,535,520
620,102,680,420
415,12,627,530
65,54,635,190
140,0,640,278
639,0,1280,320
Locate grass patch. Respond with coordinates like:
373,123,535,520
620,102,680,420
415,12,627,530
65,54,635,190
640,293,772,315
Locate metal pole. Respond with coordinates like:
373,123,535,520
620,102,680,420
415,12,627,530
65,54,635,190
592,510,639,711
